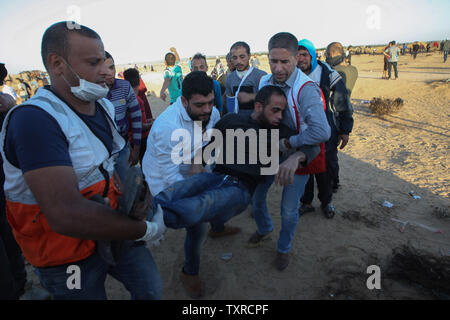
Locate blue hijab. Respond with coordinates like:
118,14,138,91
298,39,318,72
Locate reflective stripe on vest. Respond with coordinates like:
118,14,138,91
5,178,121,267
0,89,126,267
0,88,125,204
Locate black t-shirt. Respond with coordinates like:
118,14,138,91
210,112,296,192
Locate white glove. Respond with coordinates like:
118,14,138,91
136,204,166,242
147,235,165,247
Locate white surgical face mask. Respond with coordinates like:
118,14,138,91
70,78,109,102
62,60,108,102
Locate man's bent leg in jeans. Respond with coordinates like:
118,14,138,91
153,172,251,298
154,173,251,230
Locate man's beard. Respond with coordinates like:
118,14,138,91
187,105,211,127
298,63,311,74
257,112,279,129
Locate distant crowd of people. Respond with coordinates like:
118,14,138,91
348,39,448,57
1,71,50,104
380,39,450,80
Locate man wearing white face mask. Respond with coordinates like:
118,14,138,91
0,21,164,300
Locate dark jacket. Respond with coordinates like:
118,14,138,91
209,112,320,193
317,60,354,142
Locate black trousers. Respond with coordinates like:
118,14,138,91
301,140,339,207
0,195,27,300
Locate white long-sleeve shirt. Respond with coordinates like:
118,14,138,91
142,97,220,196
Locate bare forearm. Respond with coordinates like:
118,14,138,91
51,198,146,241
173,50,180,62
160,79,170,93
24,165,147,242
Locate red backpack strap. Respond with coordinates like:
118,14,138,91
290,81,314,132
291,81,327,175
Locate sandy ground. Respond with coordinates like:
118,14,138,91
26,51,450,300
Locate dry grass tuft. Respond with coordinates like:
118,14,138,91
368,97,404,116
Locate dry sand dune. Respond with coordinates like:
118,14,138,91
26,51,450,300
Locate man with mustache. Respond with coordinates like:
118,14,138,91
143,71,238,299
225,41,267,114
150,85,320,297
0,22,164,299
250,32,331,271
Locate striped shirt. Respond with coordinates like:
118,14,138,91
106,78,142,145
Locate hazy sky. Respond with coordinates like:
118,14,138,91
1,0,449,73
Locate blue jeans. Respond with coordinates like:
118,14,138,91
444,50,448,63
34,244,162,300
183,223,208,275
154,173,251,229
252,174,310,254
153,172,251,275
114,142,130,182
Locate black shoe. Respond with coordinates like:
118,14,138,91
321,204,336,219
275,252,290,271
299,203,315,216
247,231,271,247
